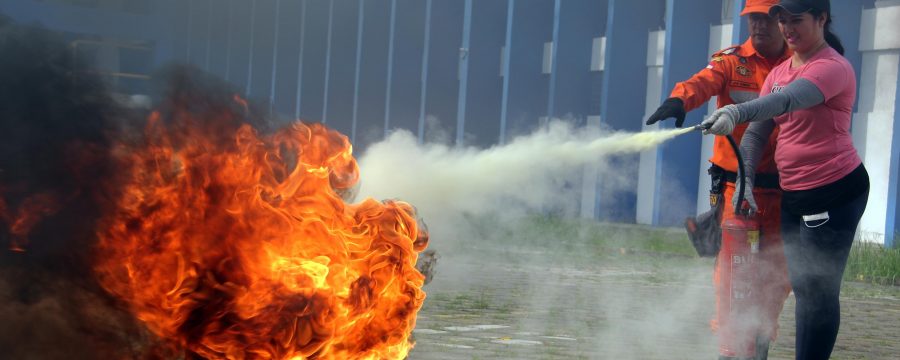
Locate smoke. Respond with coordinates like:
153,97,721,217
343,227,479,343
356,122,715,358
0,9,706,359
0,17,273,359
0,270,159,359
0,16,151,359
357,121,693,230
408,216,720,359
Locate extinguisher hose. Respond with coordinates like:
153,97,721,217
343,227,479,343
725,134,747,216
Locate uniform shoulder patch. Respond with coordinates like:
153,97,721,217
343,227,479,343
713,46,740,58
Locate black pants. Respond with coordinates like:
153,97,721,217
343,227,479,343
780,189,868,360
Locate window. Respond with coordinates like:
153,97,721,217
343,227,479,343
70,37,154,95
35,0,152,14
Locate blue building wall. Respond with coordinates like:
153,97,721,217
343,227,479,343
226,0,254,92
890,58,900,248
599,0,664,223
384,0,426,137
550,0,605,121
460,0,507,147
322,0,359,138
653,0,720,226
831,0,874,112
205,0,231,82
354,0,390,148
271,0,303,118
1,0,895,244
421,0,463,143
297,0,328,122
504,0,553,142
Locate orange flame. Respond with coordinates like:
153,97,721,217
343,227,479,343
94,110,428,359
1,192,62,252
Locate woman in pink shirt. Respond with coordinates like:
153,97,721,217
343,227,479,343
702,0,869,359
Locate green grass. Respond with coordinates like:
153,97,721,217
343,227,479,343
426,289,516,314
844,237,900,286
461,214,900,288
460,213,698,259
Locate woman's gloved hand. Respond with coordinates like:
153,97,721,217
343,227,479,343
732,175,757,214
700,104,740,135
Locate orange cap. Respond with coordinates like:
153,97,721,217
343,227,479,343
741,0,779,15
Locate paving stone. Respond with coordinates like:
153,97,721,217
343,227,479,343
408,249,900,359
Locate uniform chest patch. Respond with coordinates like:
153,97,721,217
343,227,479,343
730,80,758,89
736,65,752,77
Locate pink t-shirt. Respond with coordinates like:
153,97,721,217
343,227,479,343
760,47,860,191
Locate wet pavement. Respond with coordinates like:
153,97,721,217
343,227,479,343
408,239,900,360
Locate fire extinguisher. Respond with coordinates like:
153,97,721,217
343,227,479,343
719,134,762,358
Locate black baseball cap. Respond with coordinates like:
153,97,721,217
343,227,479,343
769,0,830,16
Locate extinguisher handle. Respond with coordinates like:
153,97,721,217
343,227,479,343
725,134,747,216
739,200,754,218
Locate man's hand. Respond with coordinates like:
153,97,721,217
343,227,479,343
646,97,687,127
732,176,757,214
700,104,740,135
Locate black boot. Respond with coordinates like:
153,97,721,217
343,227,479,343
755,336,770,360
718,335,771,360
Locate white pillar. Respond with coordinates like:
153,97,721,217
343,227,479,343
853,1,900,244
637,30,666,224
580,36,606,220
581,115,602,219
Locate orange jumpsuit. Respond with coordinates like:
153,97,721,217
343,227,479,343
670,38,791,358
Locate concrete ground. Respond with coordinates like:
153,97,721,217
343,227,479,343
407,226,900,360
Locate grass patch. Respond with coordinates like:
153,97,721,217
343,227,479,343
844,238,900,286
460,215,900,288
585,223,697,257
460,213,698,259
426,290,512,313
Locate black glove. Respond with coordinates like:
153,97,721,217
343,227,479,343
645,97,686,127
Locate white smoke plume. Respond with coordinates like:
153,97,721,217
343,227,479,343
357,120,693,224
354,119,715,359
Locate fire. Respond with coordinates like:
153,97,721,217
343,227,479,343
0,192,62,252
93,106,428,359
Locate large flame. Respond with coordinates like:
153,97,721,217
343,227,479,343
93,107,428,359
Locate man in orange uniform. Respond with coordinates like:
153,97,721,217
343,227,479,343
645,1,791,359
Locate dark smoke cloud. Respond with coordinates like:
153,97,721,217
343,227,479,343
0,15,152,359
148,62,275,136
0,13,297,358
0,14,118,264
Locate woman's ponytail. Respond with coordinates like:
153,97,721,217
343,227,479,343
824,25,844,55
813,8,845,55
825,29,844,55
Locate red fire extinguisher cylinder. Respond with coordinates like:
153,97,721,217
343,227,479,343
719,211,761,357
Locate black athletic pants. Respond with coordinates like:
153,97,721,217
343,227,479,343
780,189,868,360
